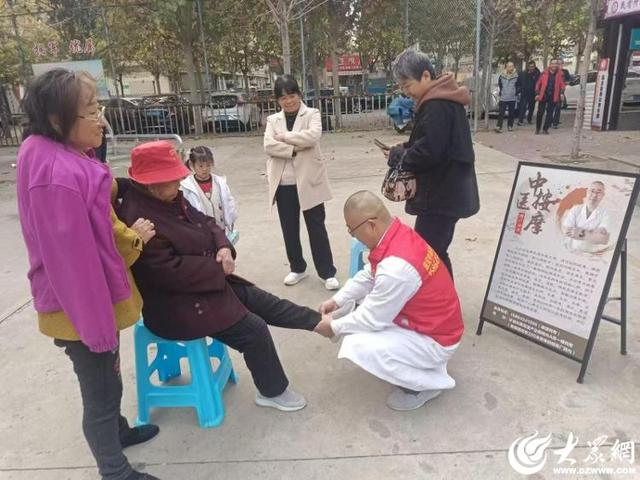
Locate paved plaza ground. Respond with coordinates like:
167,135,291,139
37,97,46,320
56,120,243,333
0,126,639,479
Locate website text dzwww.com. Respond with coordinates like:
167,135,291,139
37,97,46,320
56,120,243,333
553,466,637,475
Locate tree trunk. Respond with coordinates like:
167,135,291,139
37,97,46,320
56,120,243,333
360,53,368,95
484,30,496,130
194,59,206,105
331,47,341,129
118,73,124,96
571,0,598,159
154,73,161,94
281,15,292,75
243,72,250,92
184,46,203,134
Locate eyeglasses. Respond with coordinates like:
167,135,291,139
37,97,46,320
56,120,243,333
76,109,105,122
347,217,376,236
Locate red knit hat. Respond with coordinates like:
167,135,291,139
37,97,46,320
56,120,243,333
129,141,190,184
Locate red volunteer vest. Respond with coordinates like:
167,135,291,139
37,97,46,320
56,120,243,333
368,218,464,346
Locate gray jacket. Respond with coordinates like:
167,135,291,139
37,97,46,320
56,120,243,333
498,72,521,102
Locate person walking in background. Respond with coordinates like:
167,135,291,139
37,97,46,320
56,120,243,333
518,60,540,126
495,62,520,133
552,59,573,129
263,75,339,291
535,58,565,135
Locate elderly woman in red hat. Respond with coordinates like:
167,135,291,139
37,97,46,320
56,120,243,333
118,141,321,411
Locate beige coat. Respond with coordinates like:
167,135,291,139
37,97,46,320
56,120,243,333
264,103,332,212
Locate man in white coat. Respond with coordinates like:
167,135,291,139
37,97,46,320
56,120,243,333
315,191,464,411
562,181,612,253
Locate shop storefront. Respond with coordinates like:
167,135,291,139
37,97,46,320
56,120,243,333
598,0,640,130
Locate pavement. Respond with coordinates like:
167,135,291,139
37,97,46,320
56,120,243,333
0,127,639,480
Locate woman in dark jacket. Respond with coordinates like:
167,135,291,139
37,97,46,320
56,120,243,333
118,140,320,412
387,48,480,277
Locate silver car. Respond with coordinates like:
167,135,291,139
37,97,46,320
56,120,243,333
202,92,260,132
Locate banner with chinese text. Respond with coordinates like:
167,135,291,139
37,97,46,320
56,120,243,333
482,163,639,361
32,60,108,99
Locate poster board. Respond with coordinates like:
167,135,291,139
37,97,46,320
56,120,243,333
32,60,108,99
479,162,639,379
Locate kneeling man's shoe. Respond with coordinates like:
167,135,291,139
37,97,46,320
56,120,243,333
255,388,307,412
386,387,442,411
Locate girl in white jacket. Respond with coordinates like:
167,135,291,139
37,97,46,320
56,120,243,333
181,146,238,237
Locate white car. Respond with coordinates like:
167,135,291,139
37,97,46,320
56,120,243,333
202,92,260,132
564,71,640,108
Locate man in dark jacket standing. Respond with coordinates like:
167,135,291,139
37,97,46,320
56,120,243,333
518,60,540,125
387,48,480,277
535,58,566,135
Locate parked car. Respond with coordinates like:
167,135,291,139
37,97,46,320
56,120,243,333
140,94,194,135
463,74,500,118
203,92,260,132
304,88,361,114
101,97,147,135
564,70,640,108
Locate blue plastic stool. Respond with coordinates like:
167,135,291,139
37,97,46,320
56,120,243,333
134,320,237,428
348,238,368,278
227,230,239,245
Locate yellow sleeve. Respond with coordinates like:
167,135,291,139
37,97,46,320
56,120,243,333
111,207,143,267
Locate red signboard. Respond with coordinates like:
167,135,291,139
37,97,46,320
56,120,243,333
604,0,640,19
591,58,610,131
325,54,362,72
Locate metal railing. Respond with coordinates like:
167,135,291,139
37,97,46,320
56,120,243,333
0,95,400,147
0,114,24,147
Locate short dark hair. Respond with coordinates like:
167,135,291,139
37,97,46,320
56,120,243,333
527,60,536,66
392,48,437,82
21,68,94,142
188,145,214,168
274,75,301,99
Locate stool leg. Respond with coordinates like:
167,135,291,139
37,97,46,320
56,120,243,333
157,343,182,382
134,327,151,425
188,340,223,428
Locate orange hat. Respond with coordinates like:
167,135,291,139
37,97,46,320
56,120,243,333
128,141,190,184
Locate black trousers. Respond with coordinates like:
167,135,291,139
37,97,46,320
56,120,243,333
275,185,337,279
414,214,457,277
552,98,563,126
496,101,516,128
55,339,134,480
536,99,557,132
518,94,536,123
214,283,321,397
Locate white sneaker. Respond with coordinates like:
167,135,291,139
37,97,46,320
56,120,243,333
255,388,307,412
324,277,340,290
284,271,307,286
386,387,442,411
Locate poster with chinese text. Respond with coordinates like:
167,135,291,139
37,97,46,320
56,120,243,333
482,163,639,361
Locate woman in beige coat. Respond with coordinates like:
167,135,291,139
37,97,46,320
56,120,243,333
264,75,339,290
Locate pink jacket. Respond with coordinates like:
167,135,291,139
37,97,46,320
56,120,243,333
16,135,131,352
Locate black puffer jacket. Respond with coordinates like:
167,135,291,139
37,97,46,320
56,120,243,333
389,98,480,219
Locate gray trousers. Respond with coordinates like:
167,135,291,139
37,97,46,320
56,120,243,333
55,339,134,480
